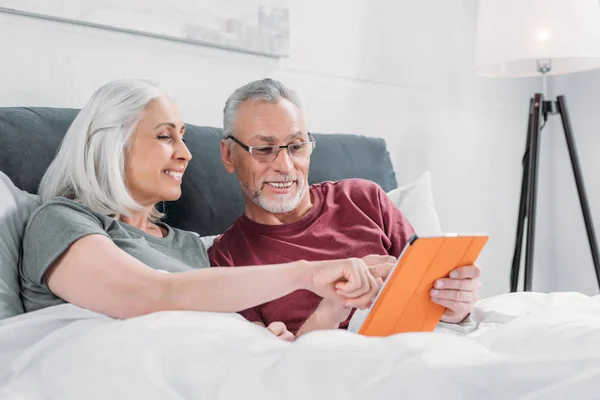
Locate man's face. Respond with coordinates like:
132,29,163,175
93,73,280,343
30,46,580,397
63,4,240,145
222,98,311,215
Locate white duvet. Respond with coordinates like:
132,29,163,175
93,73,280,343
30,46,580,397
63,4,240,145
0,291,599,400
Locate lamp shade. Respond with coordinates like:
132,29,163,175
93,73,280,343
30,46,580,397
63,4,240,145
474,0,600,77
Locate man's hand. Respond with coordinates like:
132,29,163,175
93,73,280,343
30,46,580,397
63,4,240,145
430,264,482,324
307,255,395,310
259,321,295,341
316,298,354,325
296,259,390,338
295,298,354,337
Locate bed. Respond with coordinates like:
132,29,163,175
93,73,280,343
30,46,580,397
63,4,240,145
1,292,599,398
1,107,599,398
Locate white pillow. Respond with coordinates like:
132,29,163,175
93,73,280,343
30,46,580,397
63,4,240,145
0,172,42,319
386,171,443,235
199,234,219,249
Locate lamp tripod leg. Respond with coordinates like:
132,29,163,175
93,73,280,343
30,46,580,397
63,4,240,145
556,95,600,289
523,94,543,292
510,98,534,292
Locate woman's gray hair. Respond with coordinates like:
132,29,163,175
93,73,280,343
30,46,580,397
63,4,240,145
222,78,303,138
39,79,166,221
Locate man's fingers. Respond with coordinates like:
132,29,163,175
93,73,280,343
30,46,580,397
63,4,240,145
433,277,479,292
430,265,482,324
268,322,295,341
279,331,295,341
267,322,287,336
430,288,478,303
431,297,471,315
448,264,482,280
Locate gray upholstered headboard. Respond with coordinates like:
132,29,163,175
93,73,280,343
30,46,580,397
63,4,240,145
0,107,398,236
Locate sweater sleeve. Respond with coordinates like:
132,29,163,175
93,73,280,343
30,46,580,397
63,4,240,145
207,237,265,324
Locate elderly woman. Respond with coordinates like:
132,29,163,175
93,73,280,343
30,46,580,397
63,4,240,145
19,79,392,340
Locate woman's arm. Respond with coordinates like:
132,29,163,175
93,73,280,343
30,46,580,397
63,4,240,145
46,234,394,319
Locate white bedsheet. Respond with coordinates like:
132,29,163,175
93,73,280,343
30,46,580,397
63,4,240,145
0,291,599,400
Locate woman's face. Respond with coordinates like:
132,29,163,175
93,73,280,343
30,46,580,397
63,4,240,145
125,97,191,207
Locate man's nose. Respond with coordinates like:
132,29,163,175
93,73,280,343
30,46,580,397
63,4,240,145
271,147,294,173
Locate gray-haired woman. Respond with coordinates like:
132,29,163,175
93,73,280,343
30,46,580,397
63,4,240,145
19,79,392,340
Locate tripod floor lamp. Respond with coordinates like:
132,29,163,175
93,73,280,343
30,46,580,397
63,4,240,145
474,0,600,292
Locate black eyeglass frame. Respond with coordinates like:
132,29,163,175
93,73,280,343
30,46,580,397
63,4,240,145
226,132,316,161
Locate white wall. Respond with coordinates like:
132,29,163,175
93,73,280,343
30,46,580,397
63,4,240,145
0,0,553,297
543,71,600,296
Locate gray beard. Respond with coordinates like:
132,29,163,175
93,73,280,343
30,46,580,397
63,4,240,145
243,180,307,214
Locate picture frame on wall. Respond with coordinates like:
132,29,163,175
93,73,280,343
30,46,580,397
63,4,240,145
0,0,290,58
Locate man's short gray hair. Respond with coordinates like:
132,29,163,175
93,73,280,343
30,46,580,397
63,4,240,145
38,79,166,221
222,78,303,139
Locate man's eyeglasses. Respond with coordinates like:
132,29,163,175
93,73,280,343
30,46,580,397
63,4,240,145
226,133,316,162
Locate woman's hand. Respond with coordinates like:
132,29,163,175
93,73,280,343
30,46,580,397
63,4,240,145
306,255,395,309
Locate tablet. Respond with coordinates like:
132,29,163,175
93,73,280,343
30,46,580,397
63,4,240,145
356,233,489,337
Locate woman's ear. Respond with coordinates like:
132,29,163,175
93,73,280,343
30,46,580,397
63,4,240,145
220,139,235,173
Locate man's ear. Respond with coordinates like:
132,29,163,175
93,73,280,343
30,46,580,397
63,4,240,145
220,139,235,173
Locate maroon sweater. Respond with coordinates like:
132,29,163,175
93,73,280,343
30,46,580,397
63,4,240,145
208,178,415,334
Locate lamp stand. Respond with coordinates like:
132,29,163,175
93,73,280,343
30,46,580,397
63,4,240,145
510,93,600,292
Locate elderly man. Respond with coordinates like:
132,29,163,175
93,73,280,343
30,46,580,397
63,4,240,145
208,78,482,339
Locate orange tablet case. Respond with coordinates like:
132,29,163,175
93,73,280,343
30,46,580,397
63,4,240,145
357,234,489,337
